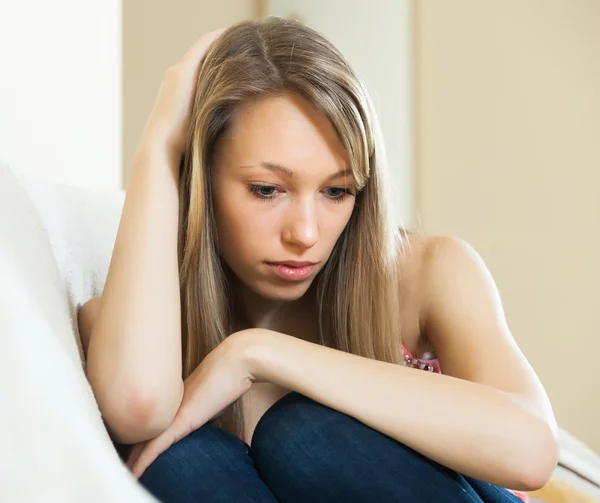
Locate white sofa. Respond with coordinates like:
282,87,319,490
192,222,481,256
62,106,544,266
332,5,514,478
0,159,156,502
1,158,599,502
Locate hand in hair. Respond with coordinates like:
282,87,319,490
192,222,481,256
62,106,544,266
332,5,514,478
138,27,226,157
125,331,256,478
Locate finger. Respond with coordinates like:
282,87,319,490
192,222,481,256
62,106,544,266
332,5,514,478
131,443,160,478
131,430,175,479
131,451,153,479
125,442,146,471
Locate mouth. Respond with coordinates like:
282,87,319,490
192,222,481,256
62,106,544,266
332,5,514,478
266,261,318,267
265,261,318,281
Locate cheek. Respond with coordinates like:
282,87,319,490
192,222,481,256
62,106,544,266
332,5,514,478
321,205,354,243
214,197,273,258
220,203,272,237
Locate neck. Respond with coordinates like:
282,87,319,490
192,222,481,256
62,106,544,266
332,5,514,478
230,278,318,337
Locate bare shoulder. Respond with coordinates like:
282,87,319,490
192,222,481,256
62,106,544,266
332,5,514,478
394,231,438,348
397,231,472,281
395,230,439,290
396,232,469,349
418,234,491,291
412,233,505,350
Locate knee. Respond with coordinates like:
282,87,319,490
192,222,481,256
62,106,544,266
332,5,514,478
251,392,410,500
251,391,439,478
249,393,481,502
251,392,324,451
251,392,353,474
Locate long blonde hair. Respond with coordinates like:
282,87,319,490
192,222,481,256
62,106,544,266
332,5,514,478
177,17,409,440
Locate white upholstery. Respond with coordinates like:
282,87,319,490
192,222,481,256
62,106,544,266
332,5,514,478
0,159,156,502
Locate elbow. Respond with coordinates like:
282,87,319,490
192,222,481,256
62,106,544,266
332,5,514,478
96,380,184,445
515,422,560,492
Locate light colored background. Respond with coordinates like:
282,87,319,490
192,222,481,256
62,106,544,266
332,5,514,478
413,0,600,456
0,0,598,454
0,0,122,189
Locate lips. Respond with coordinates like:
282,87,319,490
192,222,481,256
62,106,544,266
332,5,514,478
266,262,317,281
267,261,317,267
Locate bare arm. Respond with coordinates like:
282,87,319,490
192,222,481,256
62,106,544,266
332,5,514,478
85,146,184,445
82,29,225,445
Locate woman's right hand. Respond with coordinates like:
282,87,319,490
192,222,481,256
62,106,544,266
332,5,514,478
138,27,227,157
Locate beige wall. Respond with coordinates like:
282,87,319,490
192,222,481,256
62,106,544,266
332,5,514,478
122,0,257,186
414,1,600,452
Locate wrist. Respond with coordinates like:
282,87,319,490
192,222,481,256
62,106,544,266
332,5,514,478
234,328,274,384
134,139,182,165
131,142,183,184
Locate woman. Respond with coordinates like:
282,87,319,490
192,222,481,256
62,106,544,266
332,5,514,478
79,17,558,503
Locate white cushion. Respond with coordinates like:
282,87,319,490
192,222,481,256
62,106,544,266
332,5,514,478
0,159,155,502
14,163,125,365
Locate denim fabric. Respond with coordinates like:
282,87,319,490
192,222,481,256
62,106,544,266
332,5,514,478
139,391,524,503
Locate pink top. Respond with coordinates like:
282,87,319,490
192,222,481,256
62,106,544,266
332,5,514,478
401,345,529,503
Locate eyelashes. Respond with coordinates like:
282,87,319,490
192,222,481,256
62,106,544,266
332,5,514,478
247,184,355,204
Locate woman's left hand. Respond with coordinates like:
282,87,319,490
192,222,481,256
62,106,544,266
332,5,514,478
126,330,262,479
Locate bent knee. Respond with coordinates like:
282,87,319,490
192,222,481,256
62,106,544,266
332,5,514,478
249,393,487,502
251,392,356,469
251,391,444,478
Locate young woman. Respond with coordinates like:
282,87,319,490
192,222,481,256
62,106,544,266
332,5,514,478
78,18,558,503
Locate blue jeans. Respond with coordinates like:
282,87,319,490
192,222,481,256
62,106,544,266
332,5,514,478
139,392,524,502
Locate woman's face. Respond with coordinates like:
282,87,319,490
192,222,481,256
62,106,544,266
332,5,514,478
211,93,356,302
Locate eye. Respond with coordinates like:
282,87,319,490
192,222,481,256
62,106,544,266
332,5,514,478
247,184,355,203
247,184,280,200
324,187,355,203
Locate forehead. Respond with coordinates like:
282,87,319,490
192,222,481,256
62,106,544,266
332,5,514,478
219,93,349,173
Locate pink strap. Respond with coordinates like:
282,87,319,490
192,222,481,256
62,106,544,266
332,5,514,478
401,344,442,373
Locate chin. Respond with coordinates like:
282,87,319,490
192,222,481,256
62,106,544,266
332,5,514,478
253,280,313,302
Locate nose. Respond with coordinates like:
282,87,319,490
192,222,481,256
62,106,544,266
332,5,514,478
282,197,319,250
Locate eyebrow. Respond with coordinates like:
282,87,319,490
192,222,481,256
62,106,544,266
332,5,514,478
240,162,353,183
